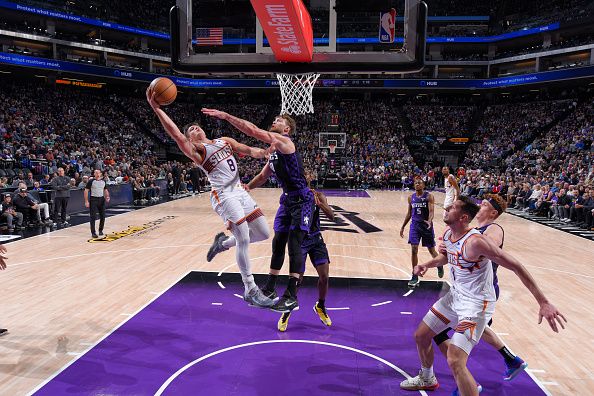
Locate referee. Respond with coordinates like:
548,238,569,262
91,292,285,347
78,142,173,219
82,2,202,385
84,169,110,238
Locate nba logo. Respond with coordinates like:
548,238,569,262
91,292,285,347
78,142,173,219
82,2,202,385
379,8,396,43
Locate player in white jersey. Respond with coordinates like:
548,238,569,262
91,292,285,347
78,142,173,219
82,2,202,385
147,89,277,308
442,166,460,210
401,196,566,396
433,194,528,383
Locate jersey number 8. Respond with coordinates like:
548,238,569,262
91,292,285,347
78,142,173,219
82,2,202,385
227,159,236,172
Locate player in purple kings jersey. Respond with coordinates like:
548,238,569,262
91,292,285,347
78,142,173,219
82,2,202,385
400,178,442,287
202,109,313,313
433,194,528,382
278,170,334,332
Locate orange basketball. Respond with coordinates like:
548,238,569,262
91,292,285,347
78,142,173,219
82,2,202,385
149,77,177,106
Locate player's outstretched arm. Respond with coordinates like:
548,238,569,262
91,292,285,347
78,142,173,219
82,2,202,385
202,108,271,142
466,235,567,332
220,137,267,159
314,191,334,220
246,164,273,191
147,89,202,163
202,108,295,154
400,195,412,238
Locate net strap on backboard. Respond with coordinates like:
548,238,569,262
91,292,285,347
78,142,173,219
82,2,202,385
276,72,320,115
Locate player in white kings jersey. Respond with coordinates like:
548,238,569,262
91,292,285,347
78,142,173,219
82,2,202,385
147,89,277,308
401,196,566,396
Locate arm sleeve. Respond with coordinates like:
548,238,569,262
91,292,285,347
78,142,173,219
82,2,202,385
86,180,94,190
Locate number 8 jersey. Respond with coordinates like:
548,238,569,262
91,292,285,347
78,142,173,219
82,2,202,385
198,139,238,189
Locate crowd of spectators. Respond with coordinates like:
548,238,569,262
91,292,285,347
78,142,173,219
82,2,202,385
458,98,593,229
463,99,575,169
405,104,475,137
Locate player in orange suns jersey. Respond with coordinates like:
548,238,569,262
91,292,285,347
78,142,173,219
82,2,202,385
147,89,277,309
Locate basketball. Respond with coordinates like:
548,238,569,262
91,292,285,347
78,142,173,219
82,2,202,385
149,77,177,106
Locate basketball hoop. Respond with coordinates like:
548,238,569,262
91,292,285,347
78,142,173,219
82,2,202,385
329,143,336,155
276,72,320,116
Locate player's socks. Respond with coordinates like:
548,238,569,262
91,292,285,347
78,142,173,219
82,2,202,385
287,277,299,297
498,346,516,364
420,366,434,379
317,299,325,309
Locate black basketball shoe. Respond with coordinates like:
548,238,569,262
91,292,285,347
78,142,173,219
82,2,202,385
269,295,298,313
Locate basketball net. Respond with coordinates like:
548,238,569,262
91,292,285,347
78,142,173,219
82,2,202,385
276,72,320,115
329,144,336,154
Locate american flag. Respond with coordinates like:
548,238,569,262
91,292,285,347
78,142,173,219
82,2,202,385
195,28,224,46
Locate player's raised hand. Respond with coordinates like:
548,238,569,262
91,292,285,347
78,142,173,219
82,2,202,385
413,264,428,277
538,302,567,333
201,108,228,120
146,87,160,110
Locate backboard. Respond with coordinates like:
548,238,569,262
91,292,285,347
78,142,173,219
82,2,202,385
170,0,427,75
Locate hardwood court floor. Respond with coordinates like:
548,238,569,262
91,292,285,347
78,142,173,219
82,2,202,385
0,190,592,395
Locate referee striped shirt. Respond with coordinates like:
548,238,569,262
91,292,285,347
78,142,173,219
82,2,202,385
86,179,107,197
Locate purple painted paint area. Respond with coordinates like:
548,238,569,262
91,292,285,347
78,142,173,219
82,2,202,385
35,273,545,396
318,189,371,198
